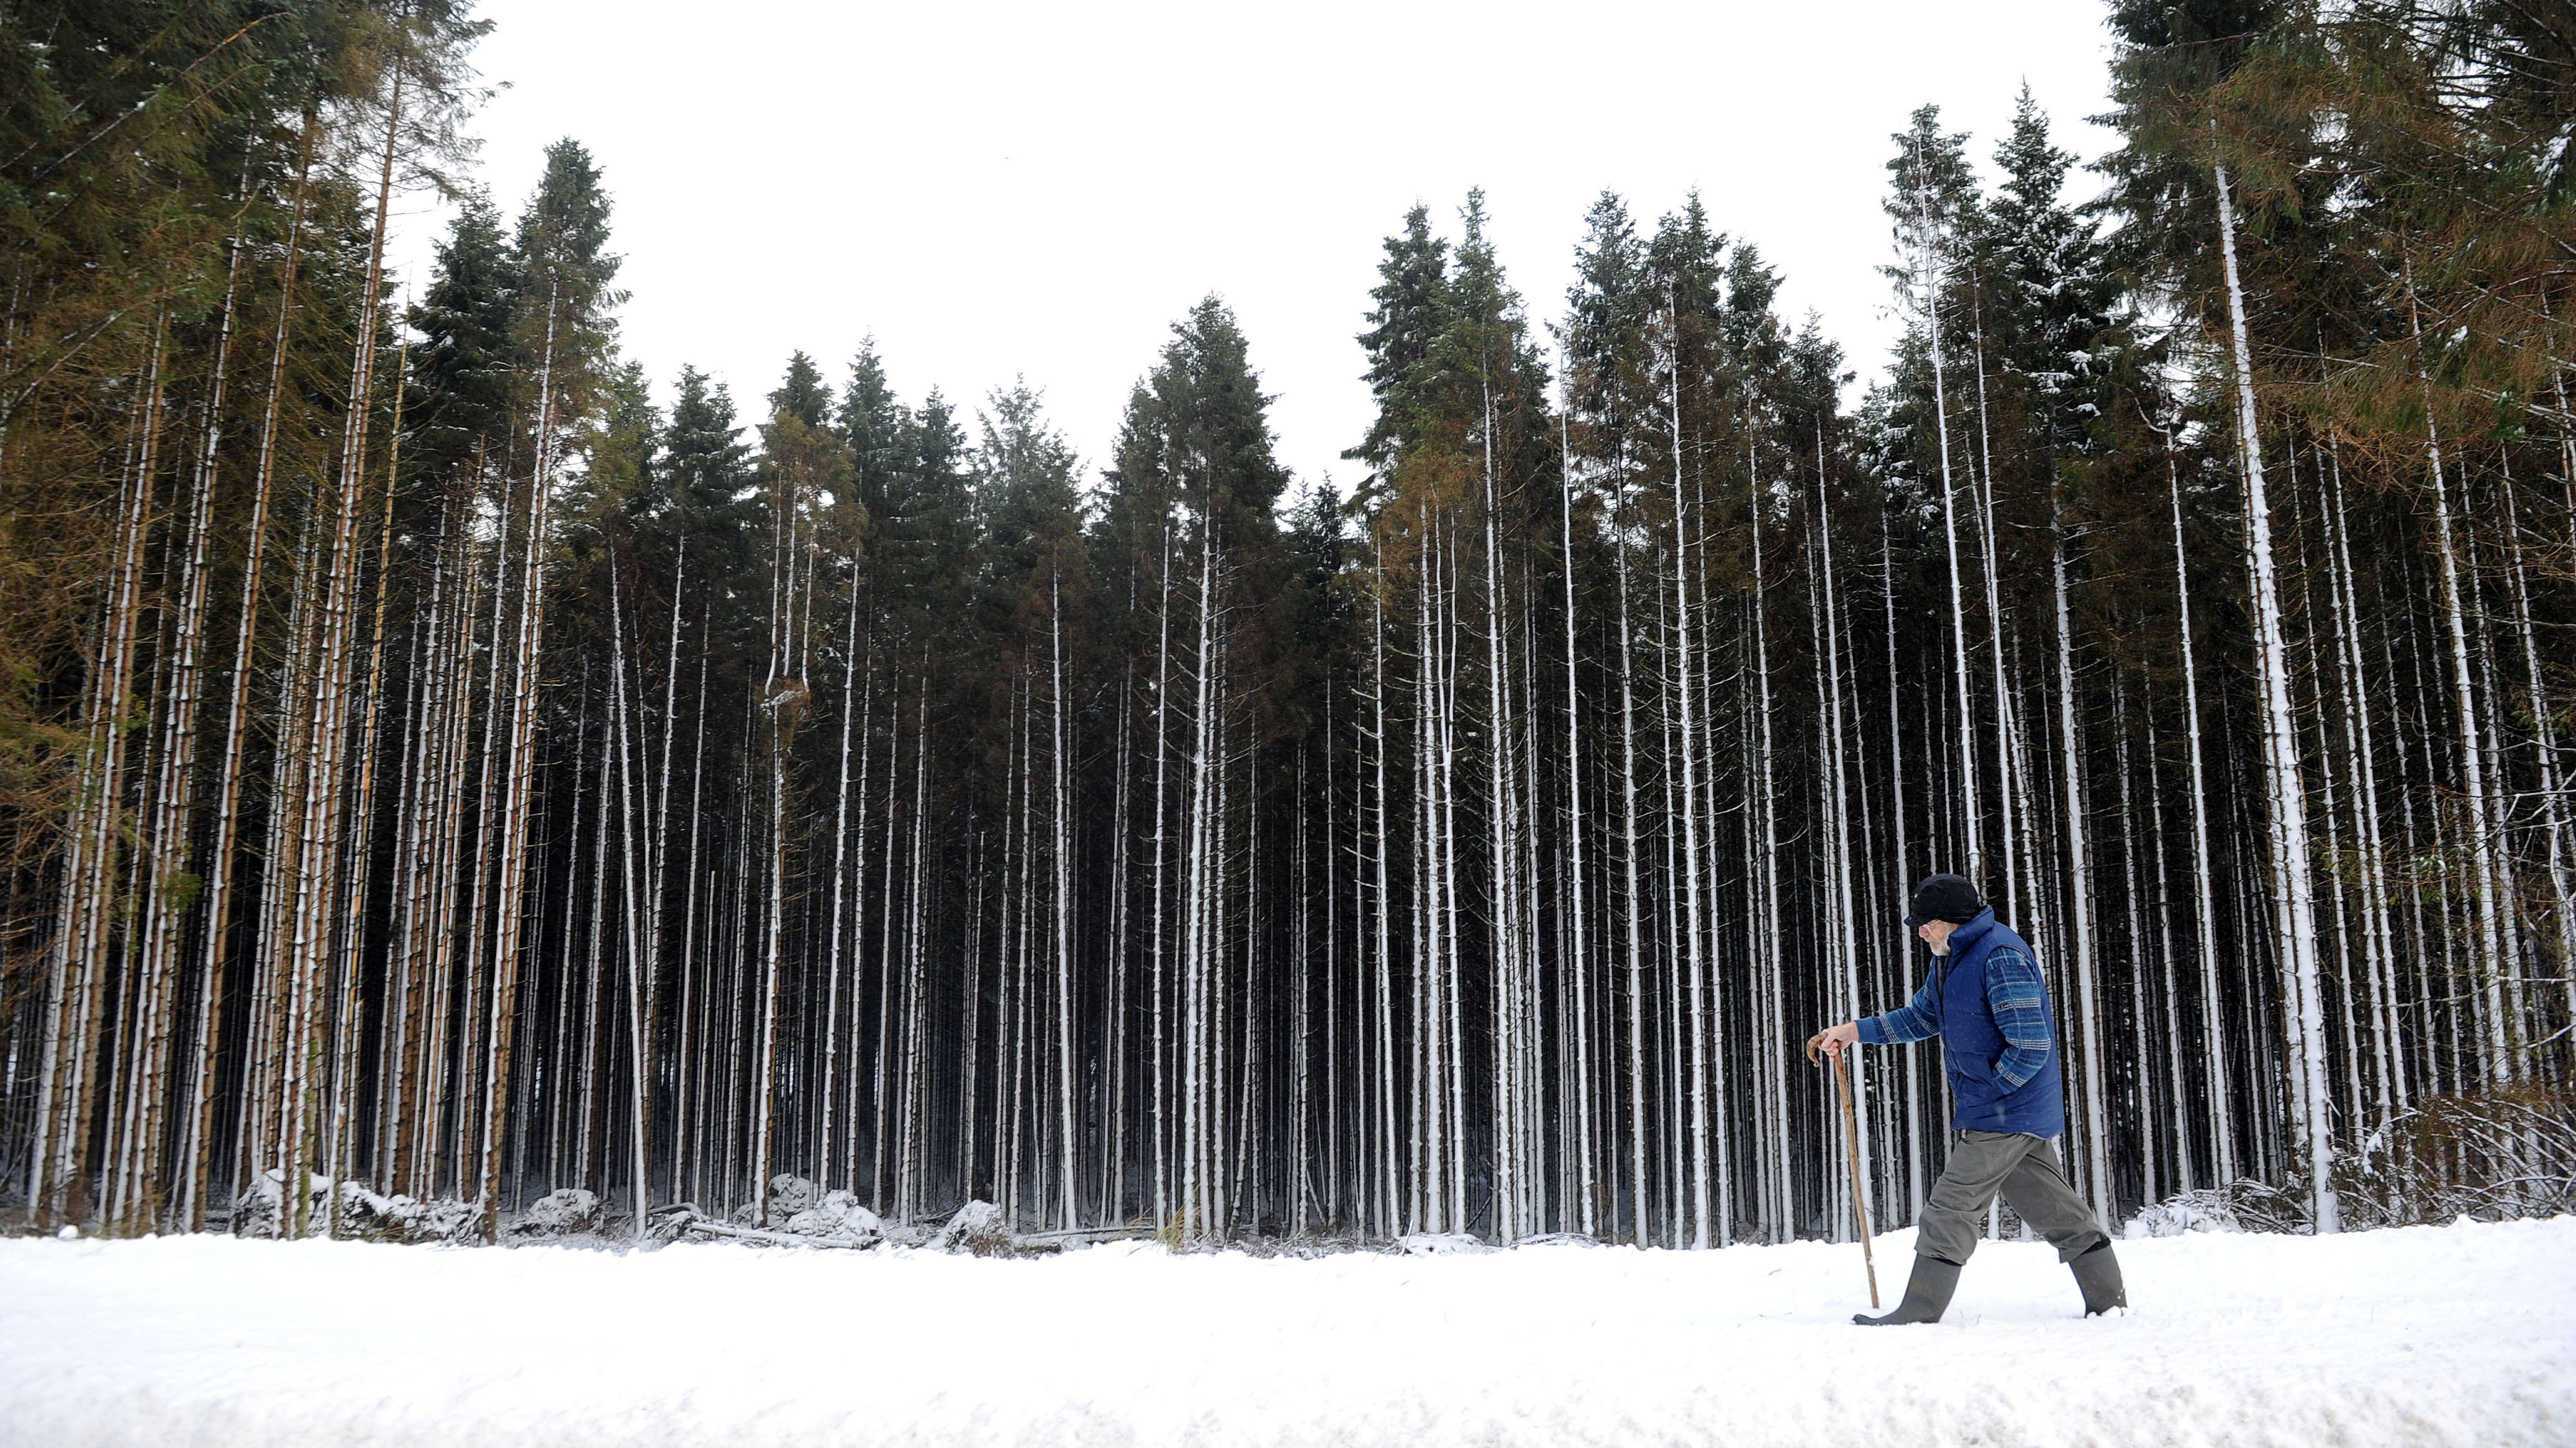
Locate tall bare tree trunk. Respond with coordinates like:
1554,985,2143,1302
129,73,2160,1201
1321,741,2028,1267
2215,153,2336,1231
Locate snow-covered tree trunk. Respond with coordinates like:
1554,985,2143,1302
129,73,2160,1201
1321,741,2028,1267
1749,451,1787,1244
154,217,245,1229
1912,150,1983,885
2163,435,2235,1188
819,569,861,1189
2433,454,2513,1082
1813,452,1872,1239
478,285,565,1241
1882,514,1926,1215
1051,569,1077,1231
1616,506,1650,1246
750,492,799,1225
1481,381,1522,1239
1666,351,1713,1252
605,566,653,1236
1181,513,1218,1234
2214,155,2336,1233
181,117,319,1228
1150,525,1174,1228
2494,463,2576,1034
1969,291,2018,918
2051,492,2108,1226
2322,452,2401,1121
1371,563,1399,1236
1560,416,1597,1237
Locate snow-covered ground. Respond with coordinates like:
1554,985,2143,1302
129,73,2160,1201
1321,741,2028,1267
4,1217,2570,1447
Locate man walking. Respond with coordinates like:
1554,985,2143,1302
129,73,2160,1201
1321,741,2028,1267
1807,872,2126,1325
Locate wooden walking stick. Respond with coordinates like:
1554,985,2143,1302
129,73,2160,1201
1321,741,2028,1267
1832,1051,1881,1308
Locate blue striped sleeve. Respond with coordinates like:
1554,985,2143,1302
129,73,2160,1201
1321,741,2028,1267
1857,974,1941,1046
1985,946,2052,1090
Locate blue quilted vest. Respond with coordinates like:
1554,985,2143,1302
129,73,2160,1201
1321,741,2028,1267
1936,908,2066,1136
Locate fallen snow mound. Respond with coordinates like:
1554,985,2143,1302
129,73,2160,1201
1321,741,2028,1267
927,1198,1008,1253
731,1174,823,1223
514,1188,604,1238
232,1170,478,1244
3,1217,2571,1447
784,1190,882,1246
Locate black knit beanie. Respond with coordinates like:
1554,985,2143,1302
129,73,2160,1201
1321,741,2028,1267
1904,874,1982,928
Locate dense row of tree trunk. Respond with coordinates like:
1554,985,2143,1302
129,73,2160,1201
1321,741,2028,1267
1,0,2568,1245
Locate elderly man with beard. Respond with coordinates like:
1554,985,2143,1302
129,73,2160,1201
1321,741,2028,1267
1807,873,2127,1325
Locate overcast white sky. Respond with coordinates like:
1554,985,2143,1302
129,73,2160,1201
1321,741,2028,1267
391,1,2124,495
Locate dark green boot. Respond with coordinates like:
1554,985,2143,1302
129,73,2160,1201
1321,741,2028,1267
2070,1238,2127,1316
1853,1254,1961,1326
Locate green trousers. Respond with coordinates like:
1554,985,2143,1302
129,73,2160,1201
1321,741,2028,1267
1916,1129,2110,1267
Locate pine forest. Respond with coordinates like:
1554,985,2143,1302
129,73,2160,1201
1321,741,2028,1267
4,0,2572,1252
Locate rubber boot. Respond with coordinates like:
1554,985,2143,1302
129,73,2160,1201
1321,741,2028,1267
1852,1254,1961,1326
2070,1238,2126,1316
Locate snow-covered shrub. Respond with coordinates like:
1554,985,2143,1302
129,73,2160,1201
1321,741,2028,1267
2126,1088,2576,1238
1396,1232,1491,1256
514,1188,604,1238
2338,1085,2576,1228
784,1189,882,1246
930,1199,1011,1254
2124,1190,2245,1239
2220,1177,2314,1233
1513,1232,1607,1249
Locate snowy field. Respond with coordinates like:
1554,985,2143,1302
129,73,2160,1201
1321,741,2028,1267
3,1217,2571,1448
